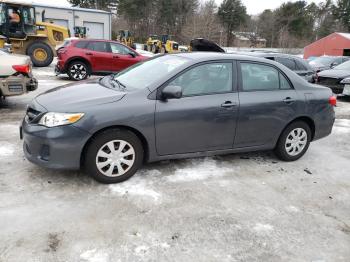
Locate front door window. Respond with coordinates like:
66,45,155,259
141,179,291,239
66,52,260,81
167,62,233,96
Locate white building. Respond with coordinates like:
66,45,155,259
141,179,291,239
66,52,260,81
33,3,112,40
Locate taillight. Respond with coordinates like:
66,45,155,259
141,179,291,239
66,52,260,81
329,95,337,106
12,64,30,74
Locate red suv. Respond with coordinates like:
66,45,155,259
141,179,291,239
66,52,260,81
56,39,147,81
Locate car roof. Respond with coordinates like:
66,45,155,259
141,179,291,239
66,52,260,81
241,52,301,59
314,55,348,59
172,52,273,63
71,38,131,48
73,39,116,43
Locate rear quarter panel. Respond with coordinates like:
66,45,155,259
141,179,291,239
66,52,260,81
301,84,335,140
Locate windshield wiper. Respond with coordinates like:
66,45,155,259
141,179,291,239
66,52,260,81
109,75,126,90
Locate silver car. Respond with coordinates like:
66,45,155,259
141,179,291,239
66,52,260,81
0,50,37,98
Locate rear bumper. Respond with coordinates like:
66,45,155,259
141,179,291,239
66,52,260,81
22,119,91,170
313,107,336,141
0,75,38,97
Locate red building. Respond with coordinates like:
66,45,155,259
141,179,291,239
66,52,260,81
304,32,350,59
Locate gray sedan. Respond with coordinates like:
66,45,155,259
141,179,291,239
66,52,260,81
21,53,336,183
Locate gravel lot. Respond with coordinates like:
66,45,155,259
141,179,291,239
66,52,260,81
0,63,350,262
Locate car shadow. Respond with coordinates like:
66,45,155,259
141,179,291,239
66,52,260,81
25,151,279,185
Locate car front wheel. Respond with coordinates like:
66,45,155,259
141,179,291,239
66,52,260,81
84,129,144,183
275,121,311,161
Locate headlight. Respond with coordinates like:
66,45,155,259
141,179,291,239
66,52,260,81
38,112,84,127
340,78,350,84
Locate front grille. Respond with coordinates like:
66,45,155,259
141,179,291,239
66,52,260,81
318,77,341,87
26,107,41,123
317,77,344,94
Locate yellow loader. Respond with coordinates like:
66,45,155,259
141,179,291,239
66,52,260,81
146,34,179,54
117,30,134,47
0,0,69,67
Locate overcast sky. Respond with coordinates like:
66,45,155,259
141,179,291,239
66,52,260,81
214,0,324,15
31,0,324,15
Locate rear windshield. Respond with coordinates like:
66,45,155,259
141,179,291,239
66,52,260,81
62,40,72,47
312,56,336,64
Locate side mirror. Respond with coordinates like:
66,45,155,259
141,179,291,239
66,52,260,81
129,52,136,58
162,85,182,99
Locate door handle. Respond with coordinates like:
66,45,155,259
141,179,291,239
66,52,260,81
221,101,237,108
85,52,93,55
283,97,296,104
113,55,119,58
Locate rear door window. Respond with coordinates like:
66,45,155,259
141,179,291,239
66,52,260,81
275,57,296,70
240,62,292,91
87,41,110,52
280,73,292,90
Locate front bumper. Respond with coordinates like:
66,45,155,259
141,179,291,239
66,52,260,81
0,75,38,97
55,61,66,75
21,119,91,170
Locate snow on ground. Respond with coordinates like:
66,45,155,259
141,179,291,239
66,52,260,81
253,223,274,234
109,174,161,202
33,70,57,77
166,157,237,182
1,65,350,261
80,249,109,262
0,142,14,157
0,124,19,134
333,119,350,134
285,205,300,213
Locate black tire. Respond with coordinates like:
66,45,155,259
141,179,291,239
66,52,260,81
84,128,144,184
27,42,54,67
161,46,167,53
67,61,89,81
274,121,311,161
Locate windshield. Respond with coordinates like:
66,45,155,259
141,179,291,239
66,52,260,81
112,55,190,90
334,60,350,70
311,56,336,65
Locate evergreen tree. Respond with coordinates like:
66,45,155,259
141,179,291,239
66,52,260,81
334,0,350,32
218,0,247,46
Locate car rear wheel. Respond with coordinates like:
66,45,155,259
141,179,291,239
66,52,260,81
275,121,311,161
68,61,89,81
84,129,144,184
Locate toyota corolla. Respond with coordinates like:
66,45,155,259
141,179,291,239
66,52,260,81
21,53,336,183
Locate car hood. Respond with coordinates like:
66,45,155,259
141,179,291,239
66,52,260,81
35,79,126,111
318,69,350,79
